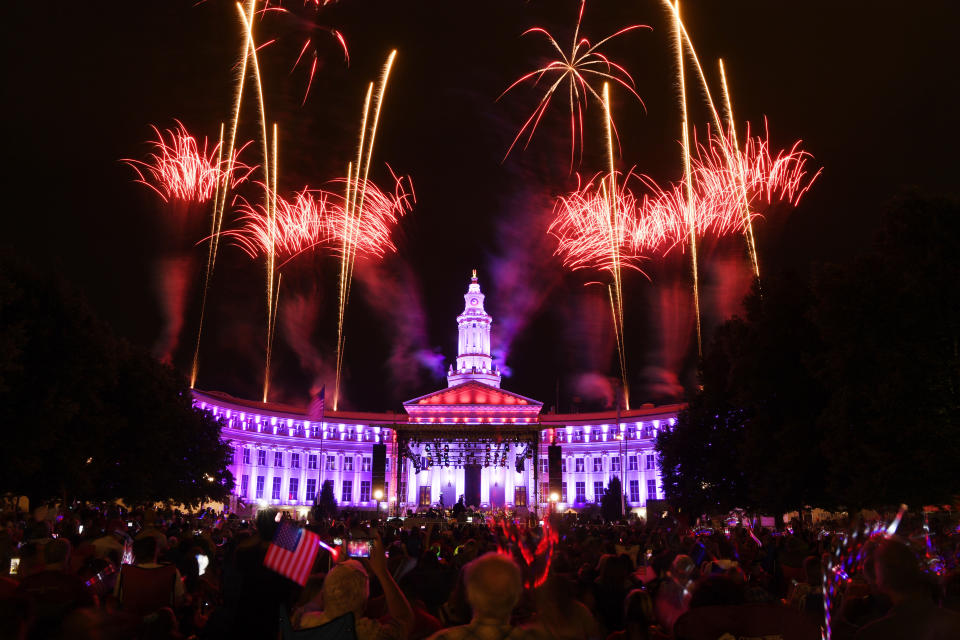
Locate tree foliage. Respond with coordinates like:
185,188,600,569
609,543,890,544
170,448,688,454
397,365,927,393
601,476,624,522
0,255,232,507
657,195,960,515
312,479,338,520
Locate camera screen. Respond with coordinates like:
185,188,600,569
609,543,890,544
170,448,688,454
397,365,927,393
346,539,373,558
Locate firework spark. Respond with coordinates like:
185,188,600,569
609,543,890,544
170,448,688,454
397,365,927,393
334,50,399,411
123,121,248,204
259,0,349,104
228,170,413,263
499,0,648,168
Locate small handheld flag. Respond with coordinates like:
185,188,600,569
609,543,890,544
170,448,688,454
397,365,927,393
264,521,321,585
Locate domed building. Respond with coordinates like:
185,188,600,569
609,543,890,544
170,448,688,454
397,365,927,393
192,271,681,517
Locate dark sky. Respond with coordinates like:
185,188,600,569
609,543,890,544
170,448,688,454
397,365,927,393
4,1,958,411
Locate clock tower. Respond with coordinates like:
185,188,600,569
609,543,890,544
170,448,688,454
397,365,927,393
447,270,502,388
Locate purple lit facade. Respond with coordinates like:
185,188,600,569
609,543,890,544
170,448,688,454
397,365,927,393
192,274,681,516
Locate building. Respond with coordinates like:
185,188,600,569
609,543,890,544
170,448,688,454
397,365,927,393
192,272,682,517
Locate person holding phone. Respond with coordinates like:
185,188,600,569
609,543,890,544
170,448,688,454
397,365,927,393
300,531,413,639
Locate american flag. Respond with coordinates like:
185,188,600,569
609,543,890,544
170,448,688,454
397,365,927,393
264,521,321,585
308,385,325,421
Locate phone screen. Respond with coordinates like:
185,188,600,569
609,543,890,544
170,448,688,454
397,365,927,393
196,554,209,576
9,558,20,575
346,539,373,558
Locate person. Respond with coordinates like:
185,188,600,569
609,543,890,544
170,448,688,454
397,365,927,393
528,574,600,640
654,554,694,634
426,552,544,640
114,535,185,617
16,538,96,637
855,538,960,640
300,532,413,639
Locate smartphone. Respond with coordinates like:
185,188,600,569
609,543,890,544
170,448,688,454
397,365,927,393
333,537,343,546
196,554,209,576
78,525,84,535
127,522,133,527
346,539,373,558
9,558,20,575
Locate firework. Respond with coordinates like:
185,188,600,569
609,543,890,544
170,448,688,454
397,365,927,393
228,170,413,263
499,0,648,167
259,0,349,104
123,121,248,204
334,50,398,411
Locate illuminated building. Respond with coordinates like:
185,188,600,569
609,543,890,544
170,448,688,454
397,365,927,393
193,273,681,516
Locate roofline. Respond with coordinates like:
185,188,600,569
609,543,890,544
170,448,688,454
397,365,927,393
192,389,684,426
538,404,687,426
191,389,403,424
402,380,543,408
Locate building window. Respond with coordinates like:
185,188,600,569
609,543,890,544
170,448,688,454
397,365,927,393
274,451,283,467
291,453,300,469
384,482,389,500
242,448,251,465
628,455,638,471
306,478,317,502
342,480,353,503
540,483,549,503
418,485,431,507
289,478,299,501
627,427,636,439
561,481,568,503
646,454,656,470
561,459,567,473
420,457,428,470
642,425,654,439
326,455,336,470
256,476,264,499
240,474,248,498
575,481,586,502
360,481,371,502
362,457,371,472
257,450,266,466
611,457,621,472
629,480,640,503
593,481,604,502
272,477,281,500
647,479,657,500
593,458,603,473
308,454,317,470
575,431,583,442
515,486,527,507
385,459,391,472
344,457,354,472
539,458,549,474
575,458,584,473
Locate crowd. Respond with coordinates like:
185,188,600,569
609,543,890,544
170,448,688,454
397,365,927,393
1,504,959,640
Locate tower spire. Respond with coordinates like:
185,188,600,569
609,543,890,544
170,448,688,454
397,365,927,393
447,271,501,388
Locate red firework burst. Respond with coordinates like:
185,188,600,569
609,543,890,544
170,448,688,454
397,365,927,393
500,0,648,167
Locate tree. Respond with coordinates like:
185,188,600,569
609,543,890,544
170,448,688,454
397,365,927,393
814,195,960,508
601,476,624,522
0,255,232,508
312,480,338,520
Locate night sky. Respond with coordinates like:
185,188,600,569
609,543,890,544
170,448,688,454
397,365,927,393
4,1,958,412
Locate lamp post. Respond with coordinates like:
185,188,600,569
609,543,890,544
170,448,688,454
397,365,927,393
374,489,383,521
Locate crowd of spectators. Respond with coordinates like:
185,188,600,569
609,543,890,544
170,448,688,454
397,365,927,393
1,504,958,639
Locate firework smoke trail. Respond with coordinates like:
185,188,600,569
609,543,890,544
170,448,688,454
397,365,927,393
123,121,248,366
718,60,760,281
670,0,702,358
499,0,648,169
235,1,279,402
602,82,629,409
334,50,398,411
191,124,225,389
